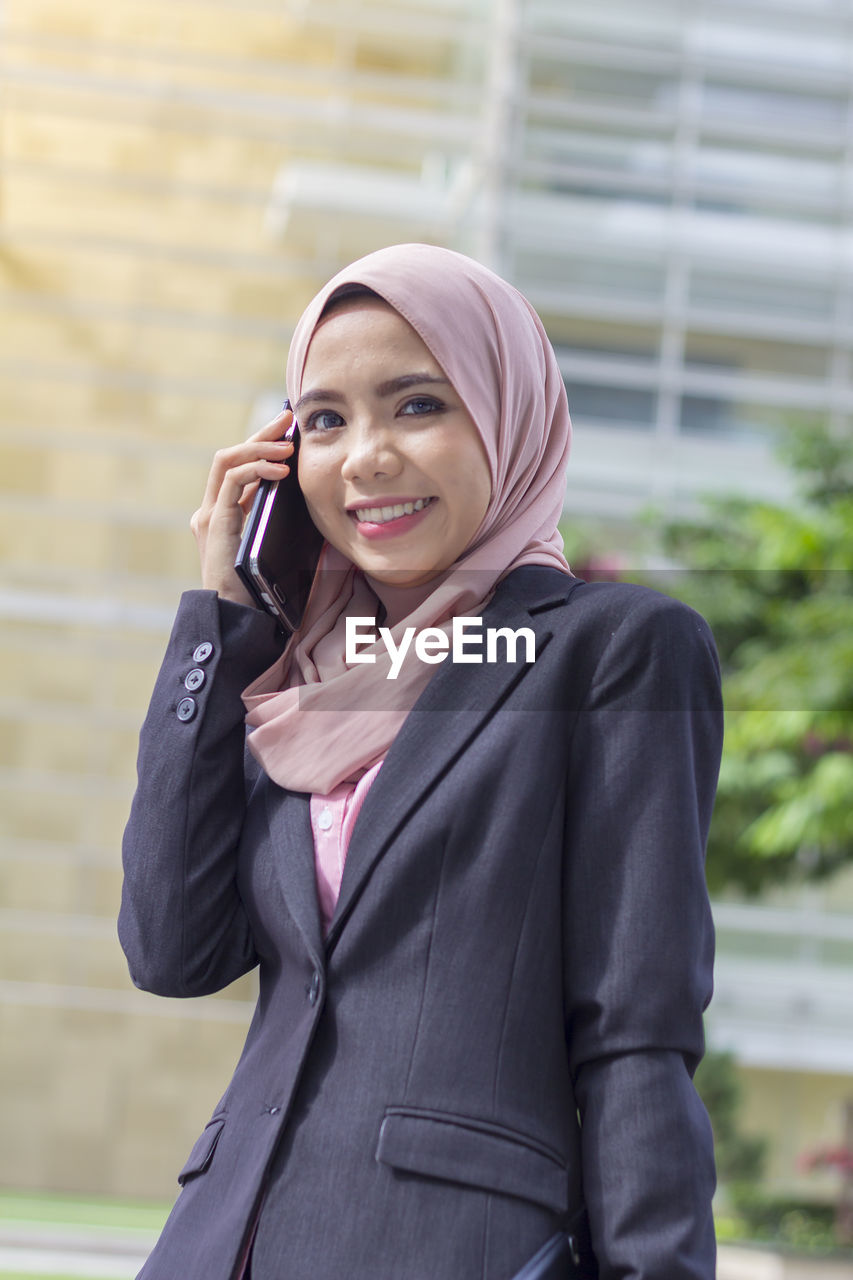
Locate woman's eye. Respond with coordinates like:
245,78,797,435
303,409,344,432
399,397,443,417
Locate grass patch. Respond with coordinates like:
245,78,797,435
0,1190,169,1235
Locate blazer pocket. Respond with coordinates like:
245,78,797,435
177,1115,226,1185
375,1106,569,1215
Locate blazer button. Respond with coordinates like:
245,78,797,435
192,641,215,664
184,667,206,692
176,697,197,722
307,971,320,1006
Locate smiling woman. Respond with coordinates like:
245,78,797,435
119,244,723,1280
296,294,492,591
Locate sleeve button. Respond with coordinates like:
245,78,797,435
184,667,206,692
176,697,197,722
192,642,215,664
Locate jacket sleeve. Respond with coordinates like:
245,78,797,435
118,590,285,998
562,588,723,1280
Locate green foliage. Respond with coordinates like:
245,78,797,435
696,1050,853,1256
716,1194,842,1254
695,1049,766,1191
656,422,853,893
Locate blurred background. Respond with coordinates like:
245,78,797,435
1,0,852,1263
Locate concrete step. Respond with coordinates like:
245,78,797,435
718,1243,853,1279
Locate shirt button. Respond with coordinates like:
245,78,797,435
184,667,206,692
176,697,197,722
318,808,333,831
192,642,215,664
307,971,320,1006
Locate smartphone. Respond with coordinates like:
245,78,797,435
234,402,324,633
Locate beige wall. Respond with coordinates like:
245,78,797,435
0,0,443,1199
740,1067,853,1202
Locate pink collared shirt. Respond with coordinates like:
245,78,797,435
309,760,384,933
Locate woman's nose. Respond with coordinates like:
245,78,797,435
339,419,401,483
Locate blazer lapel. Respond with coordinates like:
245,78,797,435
264,785,324,965
326,569,578,947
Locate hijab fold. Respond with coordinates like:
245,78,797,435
242,244,571,794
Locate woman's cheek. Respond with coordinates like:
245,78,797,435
297,459,333,532
302,494,336,544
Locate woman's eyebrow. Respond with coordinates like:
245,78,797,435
375,373,450,396
296,373,449,416
294,388,344,415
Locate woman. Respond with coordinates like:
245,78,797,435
119,244,722,1280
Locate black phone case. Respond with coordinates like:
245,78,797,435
510,1207,598,1280
234,409,323,632
511,1233,572,1280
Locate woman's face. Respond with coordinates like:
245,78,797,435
296,297,493,587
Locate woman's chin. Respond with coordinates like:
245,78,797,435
360,563,440,589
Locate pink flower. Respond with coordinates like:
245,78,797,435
800,1146,853,1176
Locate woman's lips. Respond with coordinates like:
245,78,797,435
349,496,436,540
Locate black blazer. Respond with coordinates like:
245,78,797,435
119,567,722,1280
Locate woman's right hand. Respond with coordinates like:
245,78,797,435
190,405,296,606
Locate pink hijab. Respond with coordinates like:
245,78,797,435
242,244,571,794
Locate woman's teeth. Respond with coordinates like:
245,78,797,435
355,498,430,524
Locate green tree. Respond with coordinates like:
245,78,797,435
657,424,853,893
694,1048,765,1192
